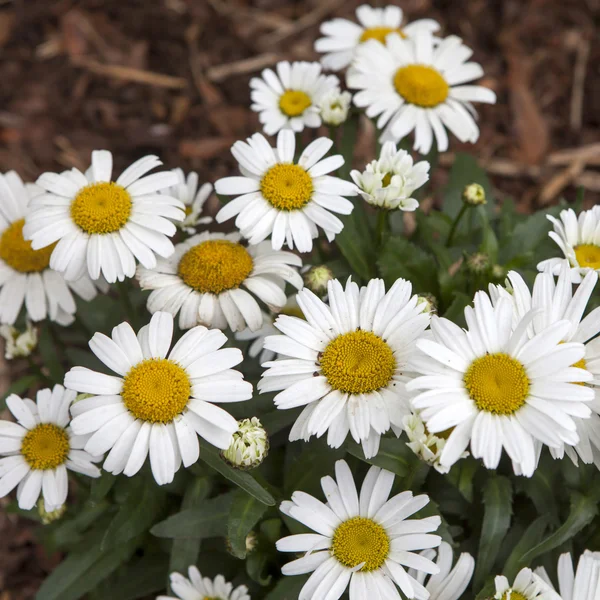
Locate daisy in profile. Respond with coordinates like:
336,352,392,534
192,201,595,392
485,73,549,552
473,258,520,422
277,460,441,600
250,61,340,135
408,542,475,600
536,550,600,600
348,31,496,153
490,266,600,470
259,277,429,458
315,4,440,71
0,171,103,326
537,207,600,282
407,290,594,476
137,233,302,332
23,150,184,283
163,168,213,233
215,131,357,253
350,141,430,211
64,311,252,485
494,568,561,600
157,567,250,600
0,385,101,512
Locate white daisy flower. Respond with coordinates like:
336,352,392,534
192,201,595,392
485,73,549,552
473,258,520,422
494,568,561,600
250,61,340,135
277,459,441,600
23,150,184,284
64,311,253,485
157,567,250,600
235,295,303,363
319,88,352,126
406,290,594,477
490,266,600,470
162,168,213,234
537,207,600,283
315,4,440,72
137,232,303,332
215,130,357,252
0,384,101,512
350,141,429,210
0,171,103,325
259,277,429,458
536,550,600,600
408,541,475,600
348,31,496,153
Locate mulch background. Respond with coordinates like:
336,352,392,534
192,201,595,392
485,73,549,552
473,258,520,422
0,0,598,597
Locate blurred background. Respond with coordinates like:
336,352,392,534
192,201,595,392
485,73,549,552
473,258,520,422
0,0,598,597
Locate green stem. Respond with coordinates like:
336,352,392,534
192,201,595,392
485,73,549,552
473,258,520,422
339,115,358,180
116,280,137,326
375,209,389,248
26,355,53,387
446,204,469,247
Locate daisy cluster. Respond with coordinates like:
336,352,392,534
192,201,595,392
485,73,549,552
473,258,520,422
0,4,599,600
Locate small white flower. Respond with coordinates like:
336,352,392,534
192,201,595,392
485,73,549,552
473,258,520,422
350,141,429,210
222,417,269,469
24,150,184,283
64,311,253,485
494,568,561,600
348,31,496,153
0,321,38,359
315,4,440,71
137,232,303,332
215,131,357,253
408,541,475,600
536,550,600,600
260,277,428,458
319,88,352,126
157,567,250,600
0,385,101,512
250,61,340,135
0,171,103,325
162,168,212,233
537,207,600,283
277,459,442,600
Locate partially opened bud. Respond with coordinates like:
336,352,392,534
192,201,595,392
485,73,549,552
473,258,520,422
222,417,269,470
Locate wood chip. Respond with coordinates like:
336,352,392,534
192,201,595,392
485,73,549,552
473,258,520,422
179,137,236,159
538,160,586,205
207,53,281,82
570,38,590,131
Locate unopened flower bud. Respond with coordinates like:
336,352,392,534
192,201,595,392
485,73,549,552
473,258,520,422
417,294,437,315
0,322,38,360
466,252,490,275
319,89,351,126
491,264,506,280
222,417,269,470
304,265,333,295
462,183,486,206
38,499,66,524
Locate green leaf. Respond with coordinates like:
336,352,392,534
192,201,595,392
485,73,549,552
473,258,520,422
475,580,496,600
38,323,65,383
520,492,598,564
478,206,499,264
264,574,308,599
474,476,513,590
346,438,411,478
261,408,302,436
90,472,116,503
518,455,560,526
199,441,275,506
151,493,234,539
1,374,38,407
442,292,471,328
503,515,551,581
228,489,269,559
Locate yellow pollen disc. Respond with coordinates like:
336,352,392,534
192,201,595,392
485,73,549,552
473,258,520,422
575,244,600,269
0,219,56,273
332,517,390,572
393,65,449,108
260,164,314,211
281,306,305,319
279,89,312,117
501,592,527,600
70,182,132,234
320,330,396,394
381,173,393,187
21,424,70,470
571,356,588,386
121,358,191,423
184,205,193,217
178,239,253,294
464,353,530,415
359,26,405,44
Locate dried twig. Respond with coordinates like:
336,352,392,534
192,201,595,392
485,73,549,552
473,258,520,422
547,143,600,166
207,53,282,82
539,161,586,205
570,38,590,131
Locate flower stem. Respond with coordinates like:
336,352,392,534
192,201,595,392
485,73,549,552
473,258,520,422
116,280,137,326
375,209,389,248
446,204,469,247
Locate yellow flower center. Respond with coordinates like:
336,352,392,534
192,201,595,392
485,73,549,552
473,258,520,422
279,89,312,117
260,164,314,211
571,356,588,386
574,244,600,269
281,306,304,319
0,219,56,273
70,182,132,234
21,423,70,470
359,26,405,44
393,65,449,108
501,592,527,600
320,330,396,394
382,173,393,187
121,358,191,423
332,517,390,572
184,205,193,217
178,239,253,294
464,353,530,415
